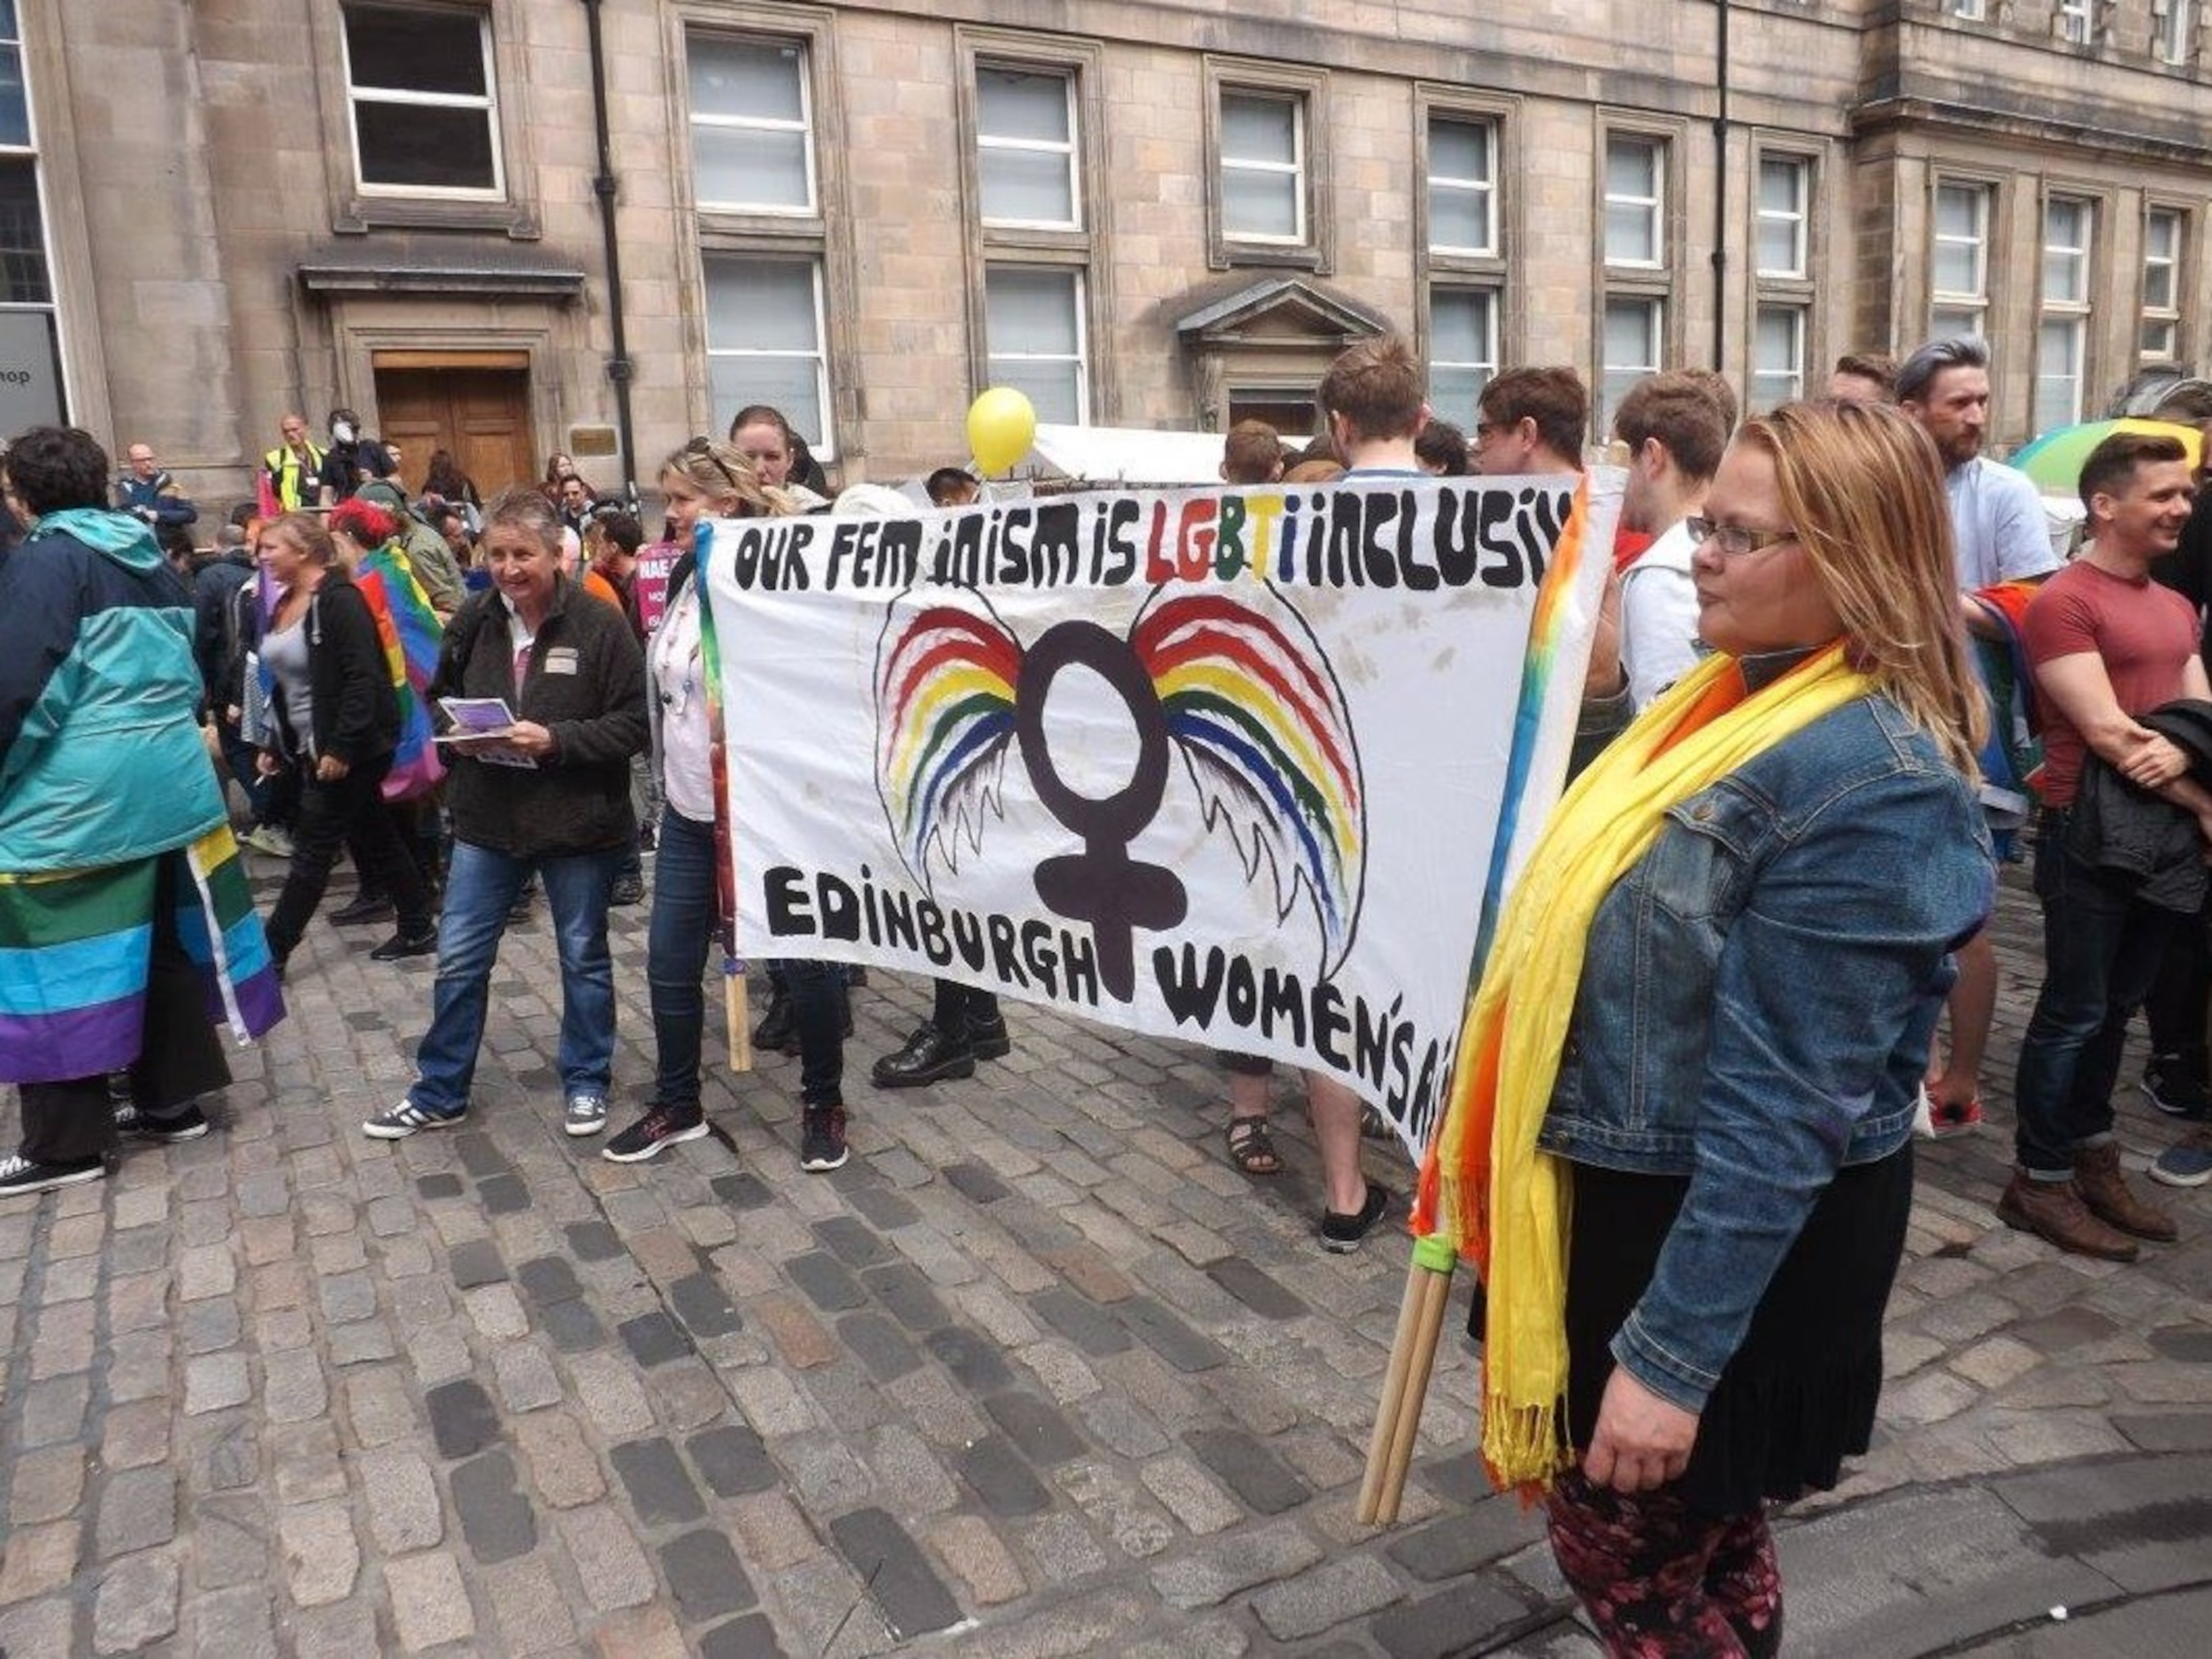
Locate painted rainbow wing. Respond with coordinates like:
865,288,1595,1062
1132,587,1366,975
875,586,1023,888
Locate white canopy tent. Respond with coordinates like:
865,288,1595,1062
1018,424,1237,488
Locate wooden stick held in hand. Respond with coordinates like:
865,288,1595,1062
726,960,753,1073
1358,1234,1459,1525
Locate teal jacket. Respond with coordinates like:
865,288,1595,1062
0,509,227,873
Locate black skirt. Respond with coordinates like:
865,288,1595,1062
1562,1144,1914,1517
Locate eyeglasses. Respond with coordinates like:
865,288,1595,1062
1685,516,1799,559
683,435,742,494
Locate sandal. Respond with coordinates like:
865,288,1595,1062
1225,1116,1283,1176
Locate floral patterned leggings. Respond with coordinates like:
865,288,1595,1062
1544,1471,1783,1658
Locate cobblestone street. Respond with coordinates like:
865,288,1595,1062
2,855,2208,1656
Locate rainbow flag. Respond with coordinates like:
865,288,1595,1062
1470,476,1596,972
0,826,283,1085
354,540,447,801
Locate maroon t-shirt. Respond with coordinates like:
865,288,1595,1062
2023,558,2201,806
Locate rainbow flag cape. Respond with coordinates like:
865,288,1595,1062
0,826,284,1085
354,539,447,802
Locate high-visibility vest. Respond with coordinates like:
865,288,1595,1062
263,441,326,511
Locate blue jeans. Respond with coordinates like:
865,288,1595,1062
219,721,272,822
2013,818,2182,1176
649,810,842,1110
411,840,622,1114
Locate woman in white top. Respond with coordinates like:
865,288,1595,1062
601,439,852,1171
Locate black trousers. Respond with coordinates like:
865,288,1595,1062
264,752,434,962
19,860,232,1163
2143,897,2210,1062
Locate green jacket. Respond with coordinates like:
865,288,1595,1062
0,510,227,874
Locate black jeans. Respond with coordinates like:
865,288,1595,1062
19,860,231,1163
264,751,434,963
782,959,846,1109
2142,895,2210,1062
654,812,842,1111
2013,817,2184,1175
218,719,272,822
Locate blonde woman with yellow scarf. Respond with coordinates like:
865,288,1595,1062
1418,400,1993,1655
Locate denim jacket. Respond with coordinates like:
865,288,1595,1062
1538,692,1993,1413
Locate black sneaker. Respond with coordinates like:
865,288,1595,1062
800,1104,849,1171
1319,1181,1393,1254
603,1104,710,1164
329,892,394,926
0,1152,106,1198
2141,1054,2210,1119
368,927,439,962
114,1102,211,1143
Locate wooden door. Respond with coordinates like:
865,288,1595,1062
373,360,536,498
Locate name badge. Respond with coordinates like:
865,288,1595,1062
544,647,580,677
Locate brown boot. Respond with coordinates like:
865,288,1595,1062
2071,1142,2178,1242
1996,1169,2139,1262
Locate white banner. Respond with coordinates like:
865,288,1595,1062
704,473,1617,1155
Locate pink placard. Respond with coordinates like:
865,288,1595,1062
634,541,680,634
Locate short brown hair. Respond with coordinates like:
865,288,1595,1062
1414,419,1469,476
1611,371,1732,483
1832,352,1898,398
2079,432,2190,514
1317,335,1425,443
1282,458,1346,484
1479,367,1587,463
1221,419,1284,485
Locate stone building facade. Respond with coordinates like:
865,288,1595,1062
11,0,2212,503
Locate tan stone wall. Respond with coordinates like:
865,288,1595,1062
27,0,2212,499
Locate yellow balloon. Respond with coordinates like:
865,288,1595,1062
966,387,1037,476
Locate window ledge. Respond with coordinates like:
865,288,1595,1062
982,226,1091,255
1212,242,1325,274
336,196,540,240
1427,250,1506,276
296,258,585,300
695,209,826,240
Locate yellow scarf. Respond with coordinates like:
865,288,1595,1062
1414,641,1874,1491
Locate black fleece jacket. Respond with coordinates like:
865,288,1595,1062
431,576,647,856
269,570,400,767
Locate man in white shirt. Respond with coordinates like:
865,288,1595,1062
1897,336,2061,603
1611,370,1735,710
1898,335,2062,1135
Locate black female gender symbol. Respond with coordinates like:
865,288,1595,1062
1014,619,1188,1002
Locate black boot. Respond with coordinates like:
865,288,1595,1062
965,1010,1011,1061
871,1024,975,1088
752,992,796,1055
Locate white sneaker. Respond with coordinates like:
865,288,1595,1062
241,825,295,857
565,1092,609,1138
362,1098,465,1140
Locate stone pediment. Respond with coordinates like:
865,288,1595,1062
1169,274,1395,350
